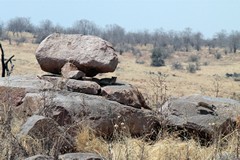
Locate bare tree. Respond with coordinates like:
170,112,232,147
192,32,203,51
170,31,184,51
34,19,55,43
102,24,125,46
0,22,4,38
181,28,192,52
228,30,240,53
6,17,34,36
214,30,228,48
70,19,100,36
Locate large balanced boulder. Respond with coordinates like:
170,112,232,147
161,95,240,144
35,33,118,77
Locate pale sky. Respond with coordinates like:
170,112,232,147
0,0,240,38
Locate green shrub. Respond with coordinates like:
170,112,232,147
187,63,197,73
215,52,222,59
171,61,183,70
203,61,209,66
151,47,169,67
188,55,200,62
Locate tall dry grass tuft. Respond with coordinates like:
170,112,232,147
75,125,240,160
75,126,108,158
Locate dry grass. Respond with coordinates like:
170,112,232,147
75,127,240,160
1,39,239,98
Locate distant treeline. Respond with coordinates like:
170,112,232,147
0,17,240,53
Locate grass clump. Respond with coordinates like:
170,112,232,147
188,54,200,62
187,63,197,73
215,52,222,59
171,61,184,70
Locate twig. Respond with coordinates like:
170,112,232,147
0,43,5,77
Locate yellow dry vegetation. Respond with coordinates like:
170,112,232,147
1,39,239,100
76,127,240,160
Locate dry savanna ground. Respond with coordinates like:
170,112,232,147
1,37,240,159
1,39,240,100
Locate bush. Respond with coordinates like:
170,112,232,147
195,62,201,70
131,47,141,56
135,59,145,64
171,61,183,70
215,52,222,59
151,47,169,67
187,63,197,73
203,61,209,66
188,55,200,62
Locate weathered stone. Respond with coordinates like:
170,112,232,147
17,115,75,154
0,76,160,141
67,70,85,80
17,92,44,118
101,84,151,110
59,152,104,160
35,33,118,76
25,155,54,160
66,79,101,95
161,95,240,144
21,91,160,140
61,62,85,79
0,75,53,116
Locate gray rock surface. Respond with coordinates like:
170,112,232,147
19,91,160,139
35,33,118,76
25,155,54,160
161,95,240,143
0,75,159,140
59,152,104,160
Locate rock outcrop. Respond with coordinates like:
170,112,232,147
18,91,160,139
35,33,118,77
0,75,159,141
161,95,240,144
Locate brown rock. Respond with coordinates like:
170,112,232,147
21,91,160,140
35,33,118,77
66,79,101,95
67,70,85,80
101,84,151,110
0,75,53,117
61,62,85,79
17,115,75,154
